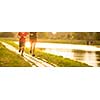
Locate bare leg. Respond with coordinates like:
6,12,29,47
32,42,36,56
19,42,21,52
30,42,32,53
19,47,21,52
21,46,24,56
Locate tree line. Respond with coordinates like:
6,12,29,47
0,32,100,40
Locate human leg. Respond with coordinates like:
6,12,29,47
20,42,25,56
19,42,21,52
32,42,36,56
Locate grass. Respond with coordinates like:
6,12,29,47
35,49,90,67
0,38,91,67
0,42,31,67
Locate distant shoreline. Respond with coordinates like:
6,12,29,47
0,37,100,45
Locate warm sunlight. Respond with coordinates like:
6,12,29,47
83,51,97,67
25,42,31,48
52,32,56,34
45,48,74,59
14,42,100,51
15,41,31,48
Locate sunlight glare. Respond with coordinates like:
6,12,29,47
14,42,100,51
52,32,56,34
25,42,31,48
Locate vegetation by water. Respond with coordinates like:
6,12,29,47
0,37,100,46
0,42,31,67
38,39,100,45
35,49,90,67
0,32,100,41
0,38,91,67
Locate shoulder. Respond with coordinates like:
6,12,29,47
25,32,28,35
18,32,21,35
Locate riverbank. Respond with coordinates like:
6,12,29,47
0,38,91,67
0,43,31,67
38,39,100,45
1,38,100,45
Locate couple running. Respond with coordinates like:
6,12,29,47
18,32,37,57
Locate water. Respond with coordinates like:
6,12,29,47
15,42,100,67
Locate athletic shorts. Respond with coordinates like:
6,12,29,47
30,39,37,43
19,42,25,47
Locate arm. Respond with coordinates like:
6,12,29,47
17,32,20,38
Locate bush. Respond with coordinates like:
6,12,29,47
0,32,15,37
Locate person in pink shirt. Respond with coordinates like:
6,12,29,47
18,32,28,56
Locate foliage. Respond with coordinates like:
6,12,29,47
0,32,15,37
0,32,100,40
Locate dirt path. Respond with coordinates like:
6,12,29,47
1,42,54,67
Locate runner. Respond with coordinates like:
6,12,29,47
29,32,37,56
17,32,28,56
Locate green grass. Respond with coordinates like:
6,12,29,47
0,42,31,67
0,38,91,67
35,49,90,67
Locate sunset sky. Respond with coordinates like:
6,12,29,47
52,32,56,34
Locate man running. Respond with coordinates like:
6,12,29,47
29,32,37,56
18,32,28,56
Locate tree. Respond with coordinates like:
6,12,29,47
37,32,49,39
0,32,15,37
95,32,100,40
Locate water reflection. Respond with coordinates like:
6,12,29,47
83,51,97,67
73,50,85,61
45,48,74,59
43,48,100,67
95,51,100,66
